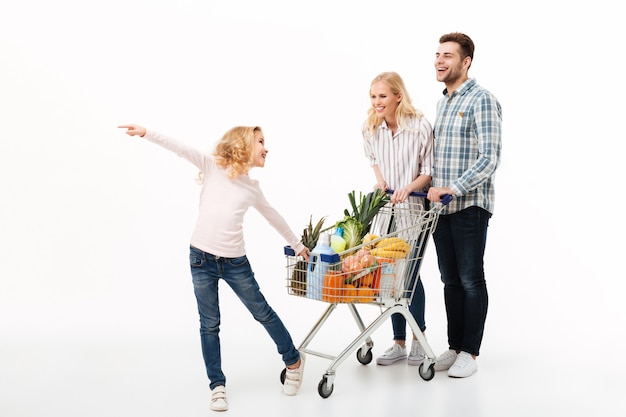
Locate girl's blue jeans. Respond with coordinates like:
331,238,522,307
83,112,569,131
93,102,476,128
432,206,490,357
189,246,300,390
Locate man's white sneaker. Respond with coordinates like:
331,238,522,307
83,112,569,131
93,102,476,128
447,351,477,378
283,353,305,396
210,385,228,412
434,349,458,372
376,343,407,365
407,339,426,366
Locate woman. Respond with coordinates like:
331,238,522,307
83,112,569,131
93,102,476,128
118,124,309,411
361,72,434,366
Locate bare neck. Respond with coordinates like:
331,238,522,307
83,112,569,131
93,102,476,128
385,118,398,134
445,75,469,96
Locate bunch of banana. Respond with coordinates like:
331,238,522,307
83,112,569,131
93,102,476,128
370,237,410,259
362,233,379,249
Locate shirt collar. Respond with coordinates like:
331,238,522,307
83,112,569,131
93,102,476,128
379,119,390,130
442,78,476,98
378,119,403,134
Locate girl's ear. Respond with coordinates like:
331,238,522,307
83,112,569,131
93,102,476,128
397,93,403,103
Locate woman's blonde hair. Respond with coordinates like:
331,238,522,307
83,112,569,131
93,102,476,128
197,126,261,184
364,71,423,137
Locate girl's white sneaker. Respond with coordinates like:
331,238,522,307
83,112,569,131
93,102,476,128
210,385,228,412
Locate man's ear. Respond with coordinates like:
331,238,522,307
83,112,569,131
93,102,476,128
464,56,472,70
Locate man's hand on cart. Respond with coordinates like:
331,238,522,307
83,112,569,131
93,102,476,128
427,186,454,203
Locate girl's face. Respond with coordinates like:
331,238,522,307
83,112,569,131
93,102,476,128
251,130,268,168
370,80,401,122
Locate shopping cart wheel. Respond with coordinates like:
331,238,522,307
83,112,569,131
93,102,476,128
356,347,373,365
280,368,286,384
419,362,435,381
318,376,334,398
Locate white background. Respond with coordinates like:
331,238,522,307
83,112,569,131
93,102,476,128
1,1,624,416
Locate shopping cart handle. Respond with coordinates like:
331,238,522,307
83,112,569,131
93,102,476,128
386,189,452,206
284,245,340,262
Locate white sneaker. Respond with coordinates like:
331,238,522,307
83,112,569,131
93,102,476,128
407,339,426,366
283,353,306,396
434,349,457,372
448,351,477,378
376,343,407,365
210,385,228,412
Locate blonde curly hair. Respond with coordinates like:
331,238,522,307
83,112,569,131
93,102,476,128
363,72,423,138
196,126,261,184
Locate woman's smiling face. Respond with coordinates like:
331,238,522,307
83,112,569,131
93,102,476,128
370,80,401,122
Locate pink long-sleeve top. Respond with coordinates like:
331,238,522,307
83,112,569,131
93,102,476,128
144,130,305,258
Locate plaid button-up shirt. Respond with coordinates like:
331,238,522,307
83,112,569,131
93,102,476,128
433,78,502,215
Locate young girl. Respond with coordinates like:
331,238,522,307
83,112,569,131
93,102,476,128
118,124,308,412
361,72,434,367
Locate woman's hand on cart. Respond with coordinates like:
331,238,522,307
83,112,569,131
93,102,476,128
387,189,452,205
388,187,413,204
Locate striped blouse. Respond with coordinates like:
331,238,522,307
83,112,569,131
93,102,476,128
361,115,434,196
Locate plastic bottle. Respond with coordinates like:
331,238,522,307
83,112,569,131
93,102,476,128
306,233,339,300
330,227,347,253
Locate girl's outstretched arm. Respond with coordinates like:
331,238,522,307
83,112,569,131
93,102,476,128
118,124,146,137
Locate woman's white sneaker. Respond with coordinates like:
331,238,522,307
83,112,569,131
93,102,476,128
407,339,426,366
376,343,407,365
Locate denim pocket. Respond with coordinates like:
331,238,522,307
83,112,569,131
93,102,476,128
189,246,204,267
227,255,248,268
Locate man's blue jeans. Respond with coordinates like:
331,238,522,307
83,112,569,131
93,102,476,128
432,206,491,357
189,246,300,390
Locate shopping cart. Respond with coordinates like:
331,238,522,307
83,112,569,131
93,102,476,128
282,191,451,398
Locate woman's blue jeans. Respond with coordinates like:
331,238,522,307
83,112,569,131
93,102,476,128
391,274,426,340
189,246,300,390
387,207,428,340
432,206,490,357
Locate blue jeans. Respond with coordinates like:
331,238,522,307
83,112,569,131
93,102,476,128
432,206,491,357
189,246,300,390
391,275,426,339
391,226,428,340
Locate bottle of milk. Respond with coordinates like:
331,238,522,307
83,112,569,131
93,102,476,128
306,233,339,300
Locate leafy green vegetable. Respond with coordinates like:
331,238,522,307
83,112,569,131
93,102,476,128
333,189,390,250
334,216,363,249
344,189,390,238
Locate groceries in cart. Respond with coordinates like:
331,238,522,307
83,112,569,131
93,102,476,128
288,215,327,297
284,189,424,304
282,189,451,397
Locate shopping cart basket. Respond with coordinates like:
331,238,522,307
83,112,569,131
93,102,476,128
282,191,451,397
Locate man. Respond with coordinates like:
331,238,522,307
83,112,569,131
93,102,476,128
427,32,502,378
